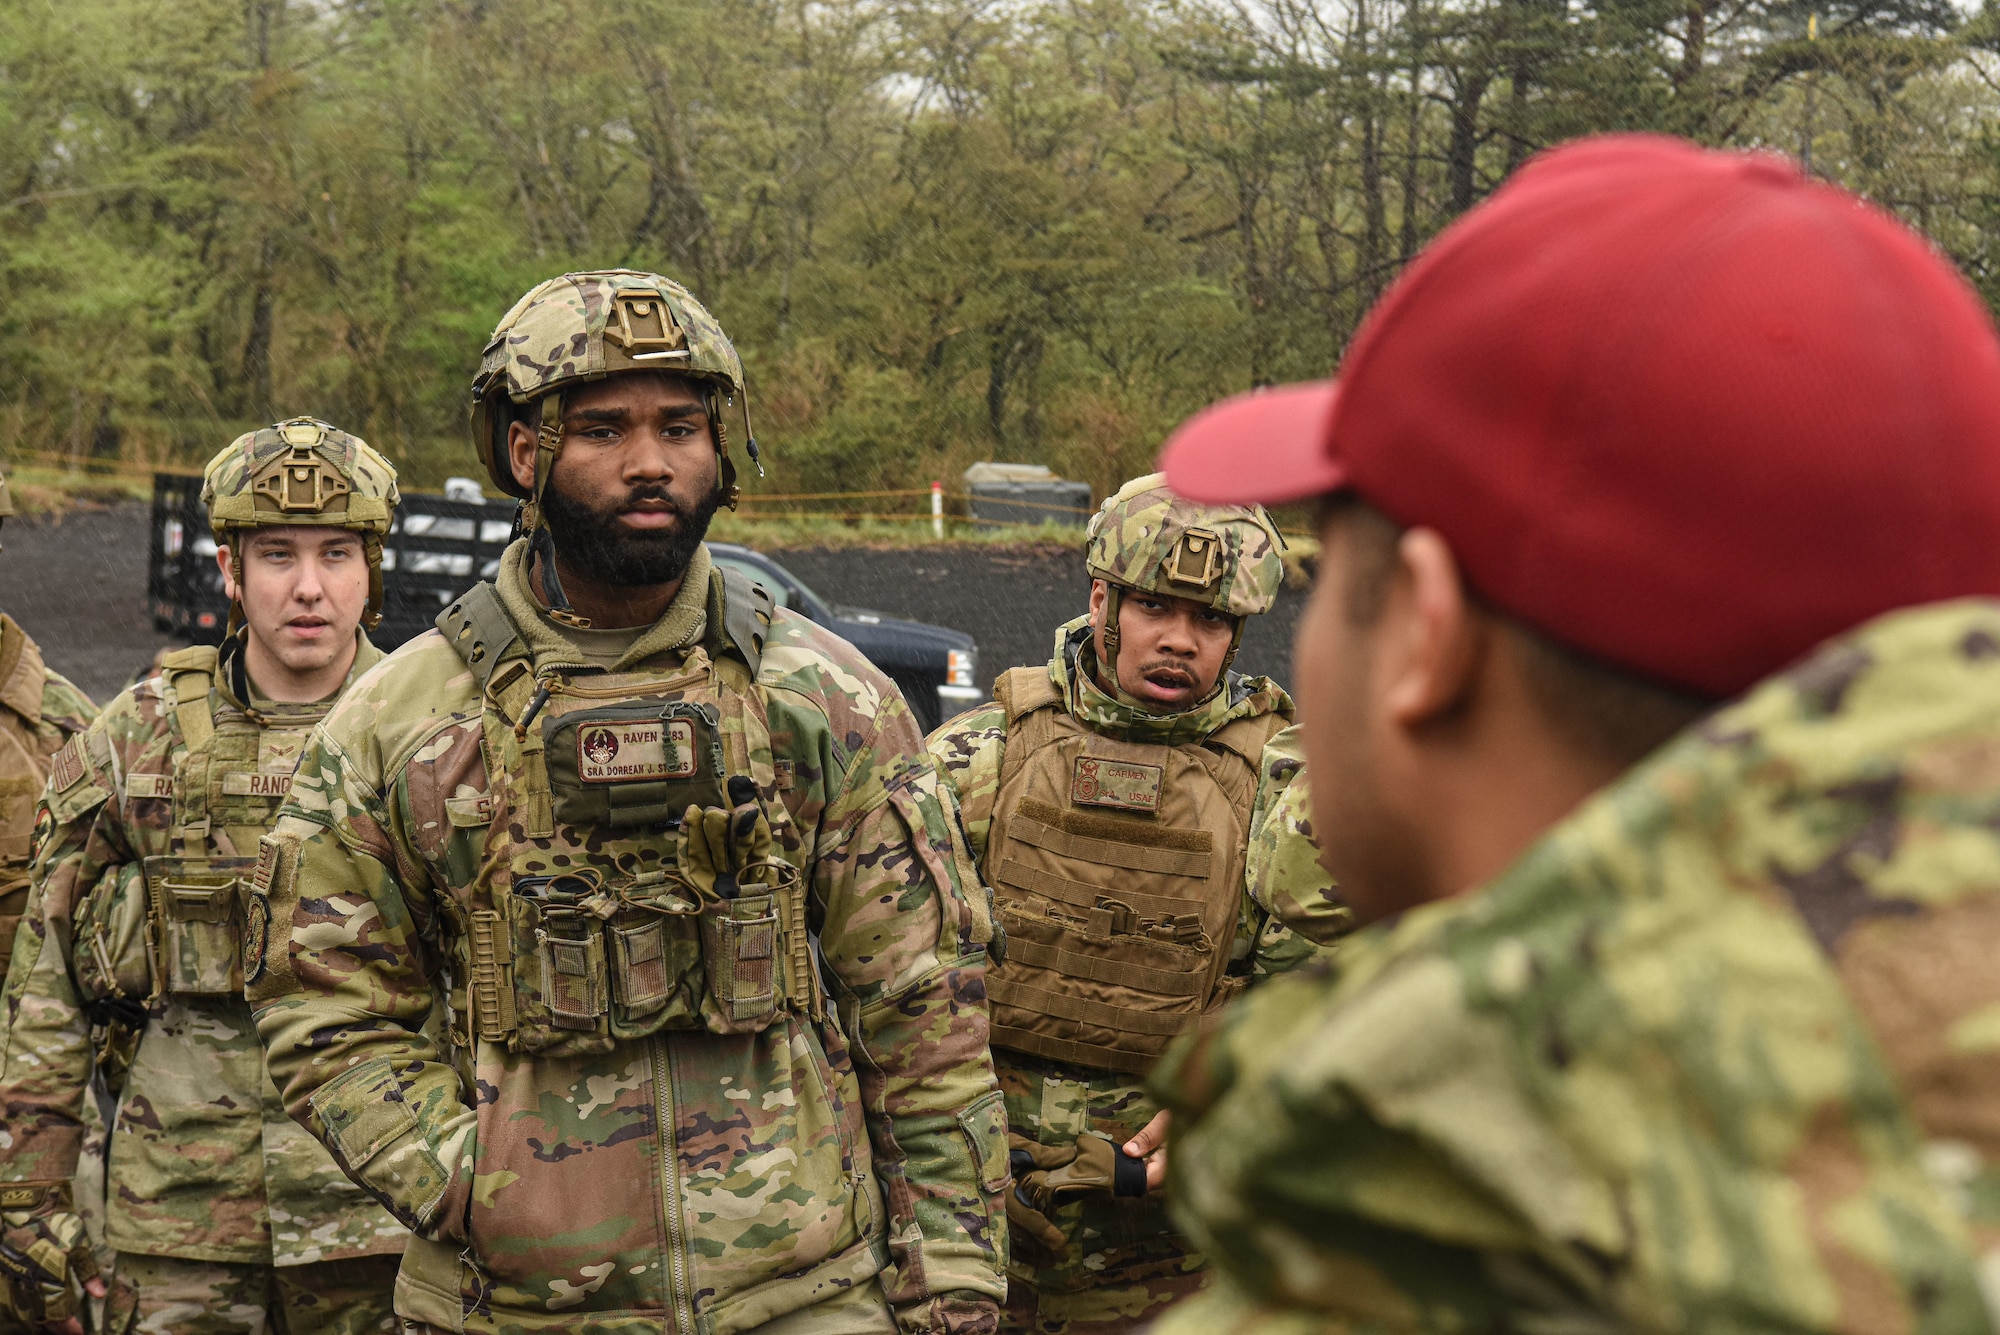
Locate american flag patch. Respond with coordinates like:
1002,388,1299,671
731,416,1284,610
47,738,85,793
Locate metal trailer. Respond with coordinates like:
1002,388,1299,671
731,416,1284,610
148,472,511,650
146,473,980,730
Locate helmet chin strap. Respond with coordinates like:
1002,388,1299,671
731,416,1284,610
1100,584,1123,674
519,389,565,538
1219,615,1245,678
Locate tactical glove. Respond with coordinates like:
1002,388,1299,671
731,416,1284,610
1005,1133,1147,1253
680,776,777,900
0,1190,96,1331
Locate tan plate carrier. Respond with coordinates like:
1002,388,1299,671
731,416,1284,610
982,667,1284,1075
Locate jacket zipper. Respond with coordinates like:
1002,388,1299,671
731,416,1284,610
548,668,707,701
652,1037,697,1334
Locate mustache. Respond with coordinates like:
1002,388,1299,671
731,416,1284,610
1136,660,1196,687
615,486,686,515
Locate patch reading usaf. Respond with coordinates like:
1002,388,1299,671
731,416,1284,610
242,891,270,984
579,719,698,784
1071,756,1164,814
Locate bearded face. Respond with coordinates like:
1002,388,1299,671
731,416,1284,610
541,460,721,588
529,373,725,589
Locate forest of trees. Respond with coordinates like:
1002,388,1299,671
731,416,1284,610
2,0,1995,497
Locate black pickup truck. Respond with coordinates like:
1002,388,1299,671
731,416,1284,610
147,473,981,732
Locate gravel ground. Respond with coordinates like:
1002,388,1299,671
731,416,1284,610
766,545,1304,698
4,503,179,702
2,501,1304,707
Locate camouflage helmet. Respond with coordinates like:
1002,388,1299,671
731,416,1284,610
201,417,401,630
1086,472,1285,675
468,270,756,520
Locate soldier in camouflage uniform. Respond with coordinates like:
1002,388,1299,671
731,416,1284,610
0,466,99,1334
0,421,409,1334
243,271,1006,1335
0,467,98,983
927,474,1345,1334
1148,135,2000,1331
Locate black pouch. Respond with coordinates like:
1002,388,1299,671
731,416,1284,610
542,700,727,830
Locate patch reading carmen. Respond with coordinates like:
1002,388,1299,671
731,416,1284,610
1071,755,1164,814
578,719,699,784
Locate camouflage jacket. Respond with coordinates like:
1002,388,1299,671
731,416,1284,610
0,634,408,1266
1150,598,2000,1334
928,617,1343,1294
0,614,96,979
247,541,1005,1335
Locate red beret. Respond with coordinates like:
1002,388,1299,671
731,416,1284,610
1159,134,2000,697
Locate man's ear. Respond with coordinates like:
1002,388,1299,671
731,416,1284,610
215,545,239,602
1087,578,1111,663
507,418,539,494
1379,528,1485,728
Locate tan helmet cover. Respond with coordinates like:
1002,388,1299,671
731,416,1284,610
1087,473,1284,617
1087,472,1285,678
468,270,752,512
201,417,402,630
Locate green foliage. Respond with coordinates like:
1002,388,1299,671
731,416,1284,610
1,0,1993,497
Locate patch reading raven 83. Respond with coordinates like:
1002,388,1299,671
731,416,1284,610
578,719,699,784
1071,756,1164,814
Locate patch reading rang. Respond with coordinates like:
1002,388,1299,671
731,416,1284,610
222,772,294,798
579,719,697,784
1071,756,1164,814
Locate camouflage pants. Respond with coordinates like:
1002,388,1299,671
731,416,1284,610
1000,1271,1208,1335
103,1252,400,1335
396,1278,895,1335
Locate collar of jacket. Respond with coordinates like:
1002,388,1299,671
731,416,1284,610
1045,614,1287,746
1336,597,2000,995
220,627,385,719
493,536,712,675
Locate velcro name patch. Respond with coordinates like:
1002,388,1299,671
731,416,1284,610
125,773,175,801
578,719,697,784
222,772,294,799
1071,756,1164,815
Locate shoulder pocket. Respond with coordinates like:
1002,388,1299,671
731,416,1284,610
45,735,109,825
308,1060,453,1233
